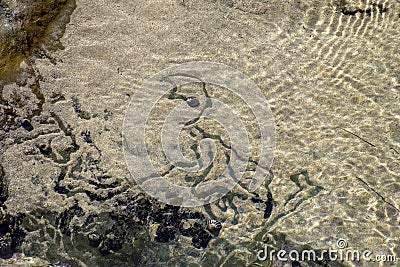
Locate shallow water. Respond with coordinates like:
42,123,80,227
0,0,399,266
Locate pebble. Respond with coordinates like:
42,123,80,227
186,97,200,108
21,119,34,132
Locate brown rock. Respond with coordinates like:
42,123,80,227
0,0,76,82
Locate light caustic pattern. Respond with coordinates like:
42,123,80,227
256,1,400,264
308,1,397,81
303,0,400,107
123,62,275,207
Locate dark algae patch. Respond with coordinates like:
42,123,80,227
338,0,388,16
16,192,222,266
0,165,8,203
120,194,222,250
0,165,25,260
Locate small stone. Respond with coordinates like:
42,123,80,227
182,221,191,230
88,233,100,241
21,119,34,131
88,232,101,248
187,97,200,108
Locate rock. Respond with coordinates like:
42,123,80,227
0,0,76,81
20,119,33,131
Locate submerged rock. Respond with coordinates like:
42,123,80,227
0,0,76,82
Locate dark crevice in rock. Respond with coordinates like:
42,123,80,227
56,202,84,236
84,188,128,202
252,170,325,236
49,120,127,202
0,213,25,259
284,170,324,207
27,74,45,120
54,166,68,194
81,130,93,143
0,165,25,259
18,193,216,265
72,96,91,120
0,165,8,204
47,112,80,164
263,191,274,219
339,0,388,16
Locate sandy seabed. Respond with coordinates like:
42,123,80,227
0,0,399,266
